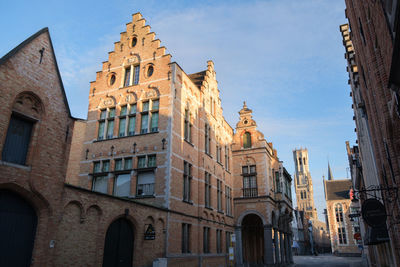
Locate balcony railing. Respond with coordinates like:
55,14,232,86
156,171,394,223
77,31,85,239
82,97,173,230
243,188,258,198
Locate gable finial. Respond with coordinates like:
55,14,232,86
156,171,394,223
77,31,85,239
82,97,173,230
243,101,247,109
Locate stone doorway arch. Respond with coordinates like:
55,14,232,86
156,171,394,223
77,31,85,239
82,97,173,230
242,214,264,265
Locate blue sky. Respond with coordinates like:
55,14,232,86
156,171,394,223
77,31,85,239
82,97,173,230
1,0,355,219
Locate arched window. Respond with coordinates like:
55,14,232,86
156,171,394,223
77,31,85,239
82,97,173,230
2,92,43,165
243,132,251,148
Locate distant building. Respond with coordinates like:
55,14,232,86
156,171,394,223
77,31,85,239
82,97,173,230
323,171,360,256
293,149,318,219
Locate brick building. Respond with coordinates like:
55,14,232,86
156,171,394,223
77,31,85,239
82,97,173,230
232,103,293,265
324,177,360,256
0,13,293,267
341,0,400,265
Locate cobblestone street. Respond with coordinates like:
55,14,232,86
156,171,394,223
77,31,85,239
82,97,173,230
293,254,367,267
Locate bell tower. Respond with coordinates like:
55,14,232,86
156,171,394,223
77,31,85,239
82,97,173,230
293,148,318,219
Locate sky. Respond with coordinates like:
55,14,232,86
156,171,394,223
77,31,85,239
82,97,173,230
0,0,356,220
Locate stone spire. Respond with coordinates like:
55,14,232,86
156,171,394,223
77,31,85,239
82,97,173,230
328,162,333,180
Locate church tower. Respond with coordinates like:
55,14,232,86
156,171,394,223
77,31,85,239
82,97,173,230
293,148,318,219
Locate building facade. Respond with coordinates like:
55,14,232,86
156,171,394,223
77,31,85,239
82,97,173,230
232,103,293,266
324,176,360,256
0,13,293,267
341,1,400,265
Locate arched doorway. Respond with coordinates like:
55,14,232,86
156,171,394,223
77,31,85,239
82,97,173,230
102,218,134,267
0,190,37,267
242,214,264,265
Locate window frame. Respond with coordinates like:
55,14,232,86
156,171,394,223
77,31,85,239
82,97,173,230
242,165,258,197
182,223,191,253
183,161,192,203
1,113,35,165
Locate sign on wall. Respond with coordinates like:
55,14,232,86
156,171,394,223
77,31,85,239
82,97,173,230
361,199,387,227
144,224,155,240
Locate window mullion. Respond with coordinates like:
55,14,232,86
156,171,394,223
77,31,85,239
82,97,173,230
129,65,134,86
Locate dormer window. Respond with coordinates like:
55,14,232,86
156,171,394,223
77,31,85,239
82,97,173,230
243,132,251,148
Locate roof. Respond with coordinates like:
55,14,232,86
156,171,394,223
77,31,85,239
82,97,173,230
188,70,206,89
0,27,72,117
325,179,352,200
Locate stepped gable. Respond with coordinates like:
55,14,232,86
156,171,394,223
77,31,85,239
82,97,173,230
89,12,172,96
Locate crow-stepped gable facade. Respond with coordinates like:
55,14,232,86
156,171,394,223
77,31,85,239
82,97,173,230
0,13,293,267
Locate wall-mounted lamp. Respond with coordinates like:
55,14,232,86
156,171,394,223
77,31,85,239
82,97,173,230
162,138,166,150
133,142,137,154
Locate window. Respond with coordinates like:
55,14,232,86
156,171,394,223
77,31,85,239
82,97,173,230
128,104,137,136
114,174,131,197
225,186,232,216
147,65,154,77
109,74,116,86
137,171,155,196
216,229,222,253
97,108,115,140
92,160,110,194
242,165,257,197
275,171,280,193
217,180,222,212
300,191,303,199
124,67,131,87
93,175,108,194
243,132,251,148
137,155,156,169
203,227,210,253
133,65,140,85
225,232,232,253
338,227,347,244
216,144,221,163
205,172,211,208
304,191,307,199
118,106,127,137
131,37,137,47
123,64,140,87
225,146,230,171
182,223,191,253
115,159,123,171
184,108,192,143
2,114,34,165
124,157,132,170
335,204,344,222
205,123,210,154
136,155,156,196
183,161,192,202
140,99,159,134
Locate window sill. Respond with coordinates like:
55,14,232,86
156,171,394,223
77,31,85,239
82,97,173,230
205,153,212,159
184,139,194,147
226,214,234,218
94,131,159,142
217,162,223,167
205,206,213,211
217,210,224,215
0,160,31,171
134,195,155,199
183,200,193,205
135,166,156,172
90,171,109,176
